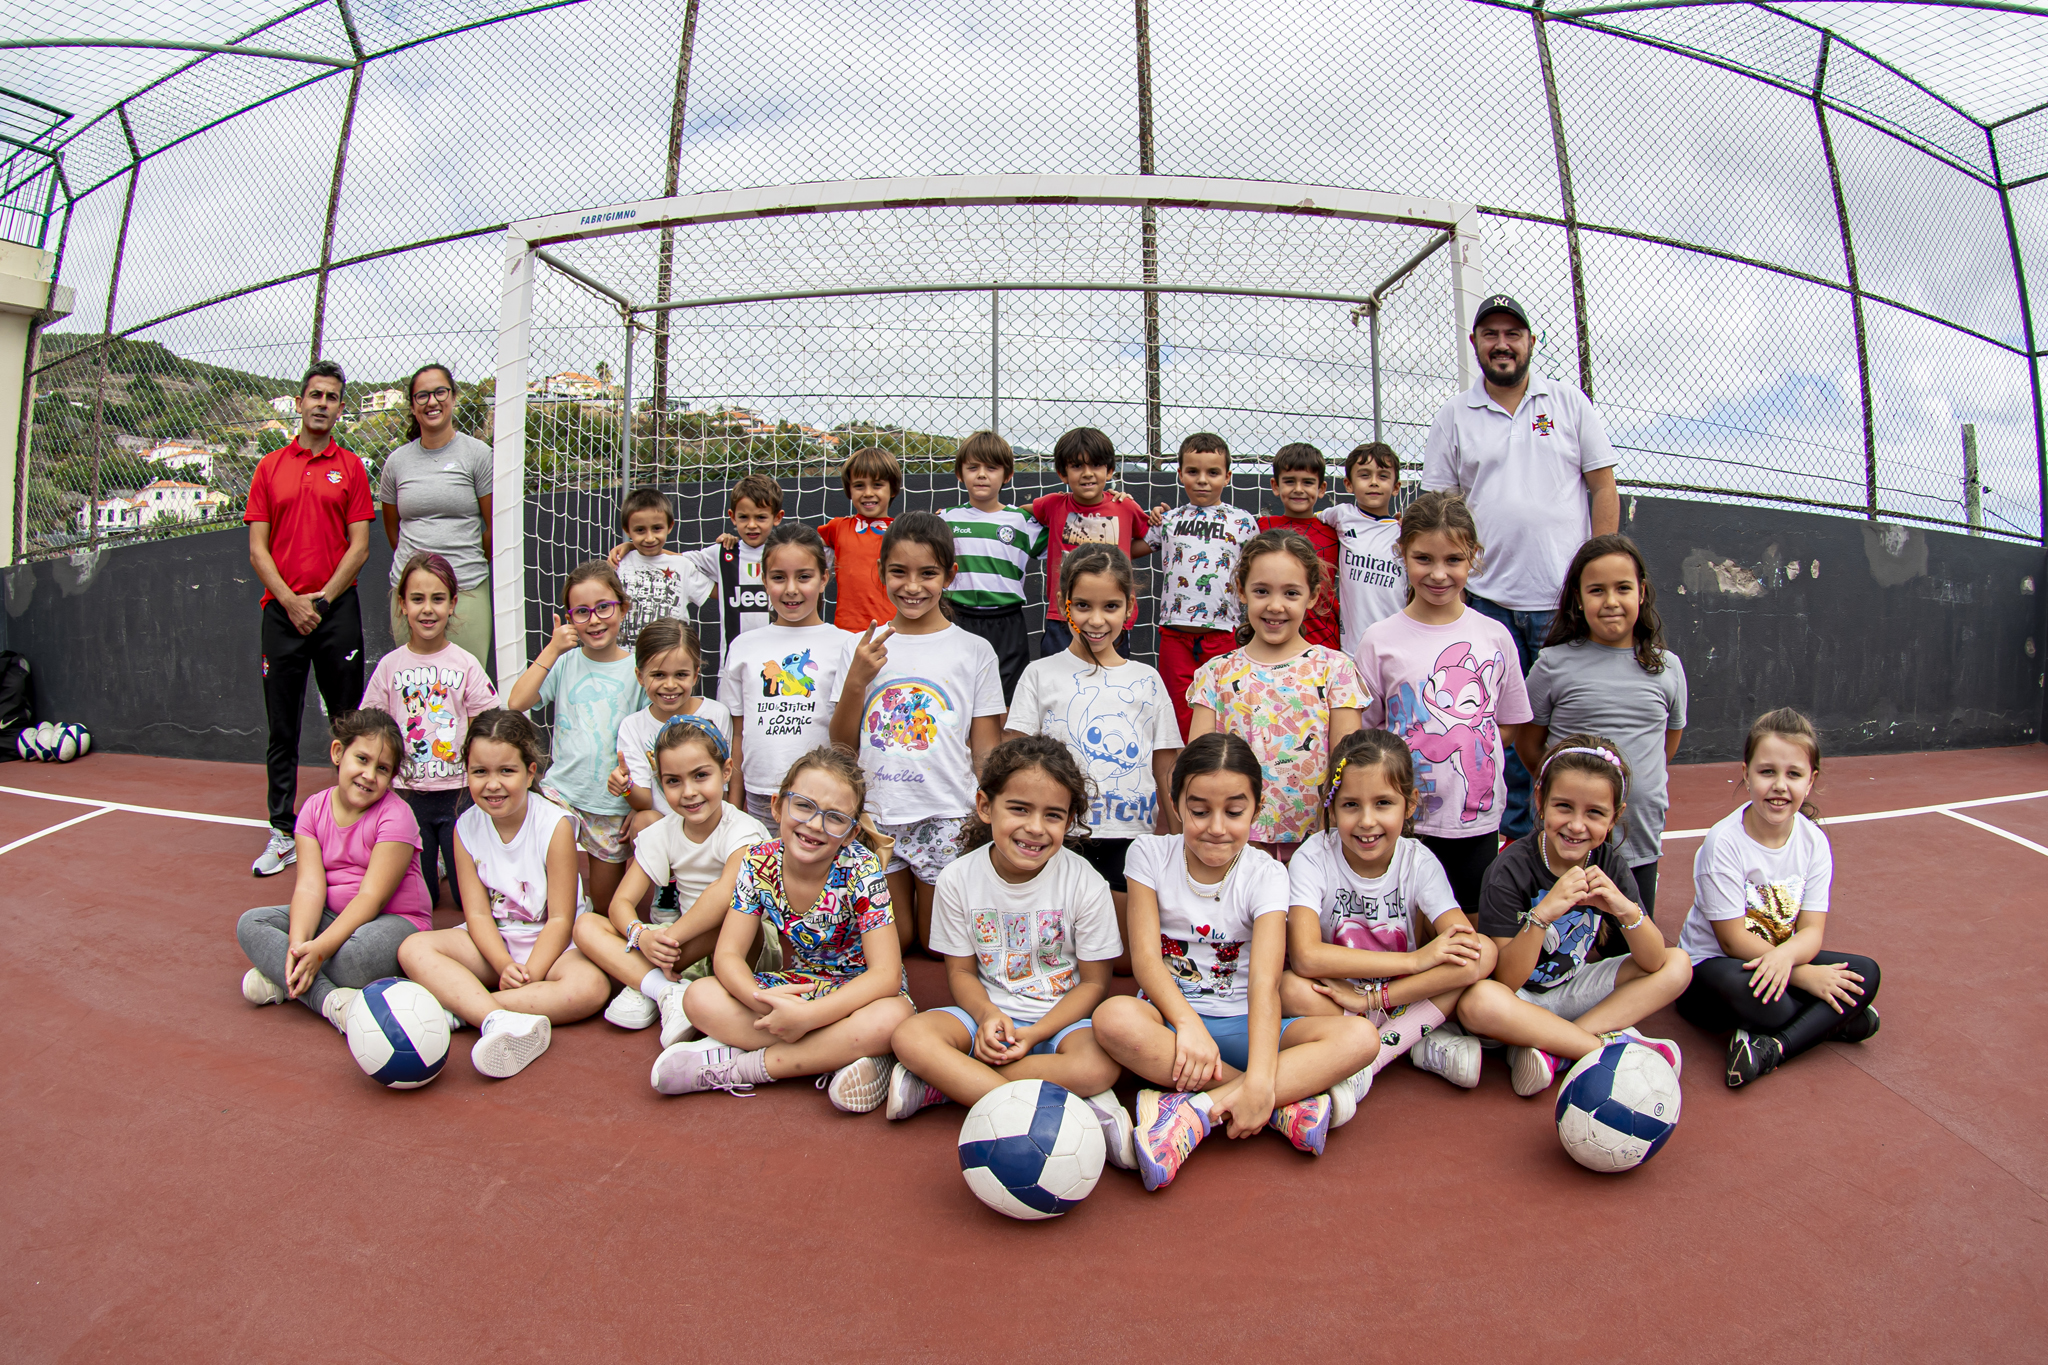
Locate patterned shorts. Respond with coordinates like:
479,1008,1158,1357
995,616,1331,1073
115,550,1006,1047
876,814,965,884
751,967,911,1003
539,783,633,865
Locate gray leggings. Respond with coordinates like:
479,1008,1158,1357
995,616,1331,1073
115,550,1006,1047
236,905,418,1014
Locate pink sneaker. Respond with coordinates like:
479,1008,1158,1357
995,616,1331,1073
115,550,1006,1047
650,1040,766,1096
1134,1089,1212,1192
1615,1028,1684,1079
884,1061,948,1120
1267,1094,1332,1156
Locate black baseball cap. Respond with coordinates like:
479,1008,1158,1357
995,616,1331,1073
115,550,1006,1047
1473,294,1531,330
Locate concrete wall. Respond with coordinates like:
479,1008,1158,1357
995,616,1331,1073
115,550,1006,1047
3,493,2042,765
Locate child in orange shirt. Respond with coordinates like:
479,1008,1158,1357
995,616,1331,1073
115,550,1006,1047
821,446,900,634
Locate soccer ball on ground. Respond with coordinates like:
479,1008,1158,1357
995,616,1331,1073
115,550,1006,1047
53,722,90,761
344,978,451,1089
957,1080,1105,1219
1555,1039,1681,1173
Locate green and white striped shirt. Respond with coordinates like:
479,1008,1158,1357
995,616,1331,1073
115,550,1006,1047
942,503,1048,611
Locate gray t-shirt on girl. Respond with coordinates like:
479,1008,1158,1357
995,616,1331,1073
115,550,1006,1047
1524,640,1688,868
380,432,493,589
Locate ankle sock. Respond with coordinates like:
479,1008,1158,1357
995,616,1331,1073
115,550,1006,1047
1370,998,1447,1074
734,1048,772,1086
640,969,670,1001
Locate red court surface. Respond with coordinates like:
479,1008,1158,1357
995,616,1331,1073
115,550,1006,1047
4,746,2046,1362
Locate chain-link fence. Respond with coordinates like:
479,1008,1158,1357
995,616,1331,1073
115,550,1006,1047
10,0,2048,561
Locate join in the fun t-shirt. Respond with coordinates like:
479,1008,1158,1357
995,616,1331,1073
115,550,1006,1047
359,641,497,791
855,625,1006,824
1125,834,1289,1016
928,845,1122,1023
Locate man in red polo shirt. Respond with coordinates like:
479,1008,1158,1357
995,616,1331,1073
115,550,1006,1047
245,360,375,875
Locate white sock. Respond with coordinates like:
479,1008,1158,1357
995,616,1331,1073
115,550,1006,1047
1371,999,1448,1074
640,970,669,1000
1187,1091,1214,1113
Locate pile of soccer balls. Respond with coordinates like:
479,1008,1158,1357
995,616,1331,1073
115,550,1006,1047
15,721,91,762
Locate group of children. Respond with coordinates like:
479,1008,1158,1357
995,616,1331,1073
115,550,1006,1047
234,427,1883,1189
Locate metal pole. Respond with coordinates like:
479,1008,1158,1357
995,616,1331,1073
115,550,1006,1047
989,288,1000,435
1369,306,1382,444
1813,36,1878,521
1987,129,2045,543
309,63,363,366
651,0,702,453
88,113,141,552
1963,423,1982,535
14,164,70,560
619,312,635,507
1135,0,1162,469
1533,5,1594,397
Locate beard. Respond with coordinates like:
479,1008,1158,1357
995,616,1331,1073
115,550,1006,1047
1480,347,1530,388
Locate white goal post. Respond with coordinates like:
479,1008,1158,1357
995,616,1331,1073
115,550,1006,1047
490,173,1487,682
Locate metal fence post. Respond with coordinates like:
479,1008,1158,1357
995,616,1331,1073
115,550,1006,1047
651,0,702,446
1812,35,1878,521
990,288,1000,436
619,311,635,507
1135,0,1162,469
1962,423,1982,535
13,163,71,561
309,64,363,367
87,109,143,553
1987,130,2046,543
1368,306,1382,443
1532,5,1594,398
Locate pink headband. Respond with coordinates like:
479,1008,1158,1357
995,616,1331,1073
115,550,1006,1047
1538,744,1624,784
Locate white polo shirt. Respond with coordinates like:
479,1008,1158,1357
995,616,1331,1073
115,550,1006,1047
1420,376,1615,611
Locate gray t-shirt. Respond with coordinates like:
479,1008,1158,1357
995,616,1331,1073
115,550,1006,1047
379,432,493,589
1524,640,1688,868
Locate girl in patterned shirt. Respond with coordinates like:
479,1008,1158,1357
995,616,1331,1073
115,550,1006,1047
654,745,913,1112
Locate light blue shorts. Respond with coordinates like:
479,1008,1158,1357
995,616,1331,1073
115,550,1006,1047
1167,1011,1301,1073
931,1004,1092,1056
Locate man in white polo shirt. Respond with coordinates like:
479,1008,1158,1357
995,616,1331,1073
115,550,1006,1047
1421,294,1619,839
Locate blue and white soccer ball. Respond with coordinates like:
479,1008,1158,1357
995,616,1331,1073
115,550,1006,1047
344,978,451,1089
1555,1039,1682,1173
957,1080,1105,1219
16,721,90,762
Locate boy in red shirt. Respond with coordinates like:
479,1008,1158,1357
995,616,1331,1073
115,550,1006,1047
1258,442,1341,650
820,446,900,632
1030,427,1152,656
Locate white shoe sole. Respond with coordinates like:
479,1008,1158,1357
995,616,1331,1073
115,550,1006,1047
1509,1046,1555,1097
827,1056,890,1113
604,990,657,1030
472,1015,551,1079
241,969,285,1006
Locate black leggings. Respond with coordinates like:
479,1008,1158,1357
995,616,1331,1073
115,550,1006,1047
400,788,464,907
1631,860,1659,916
1677,951,1881,1062
1419,833,1498,916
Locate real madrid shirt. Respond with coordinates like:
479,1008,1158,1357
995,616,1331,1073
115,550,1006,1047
1320,504,1407,658
942,503,1048,611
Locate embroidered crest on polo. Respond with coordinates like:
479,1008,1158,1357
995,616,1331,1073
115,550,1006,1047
326,469,343,483
1531,414,1555,436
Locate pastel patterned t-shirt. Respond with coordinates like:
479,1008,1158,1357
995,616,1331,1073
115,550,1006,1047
732,837,897,988
1189,645,1371,844
1157,502,1260,631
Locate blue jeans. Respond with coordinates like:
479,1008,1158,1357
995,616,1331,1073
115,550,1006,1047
1465,594,1553,841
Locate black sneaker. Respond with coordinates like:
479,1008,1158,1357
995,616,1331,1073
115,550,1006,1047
653,882,679,915
1726,1029,1783,1089
1834,1005,1881,1044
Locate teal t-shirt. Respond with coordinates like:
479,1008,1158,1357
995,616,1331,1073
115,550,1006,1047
532,651,646,815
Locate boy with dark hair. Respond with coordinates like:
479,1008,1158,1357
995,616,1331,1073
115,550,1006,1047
819,446,900,633
1030,426,1151,657
941,430,1045,701
1257,442,1341,649
1147,432,1258,741
1322,442,1407,664
611,486,712,649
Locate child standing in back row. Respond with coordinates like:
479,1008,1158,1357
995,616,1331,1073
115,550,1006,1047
820,447,900,634
660,474,786,670
1321,442,1407,666
1150,432,1260,742
1031,427,1152,657
941,430,1047,702
1259,443,1342,651
610,487,714,649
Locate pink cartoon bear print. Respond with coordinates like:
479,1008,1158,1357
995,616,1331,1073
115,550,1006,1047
1400,641,1505,826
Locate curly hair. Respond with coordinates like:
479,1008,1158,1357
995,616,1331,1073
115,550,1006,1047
961,734,1097,853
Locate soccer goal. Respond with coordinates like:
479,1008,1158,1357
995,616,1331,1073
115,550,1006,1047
489,174,1488,682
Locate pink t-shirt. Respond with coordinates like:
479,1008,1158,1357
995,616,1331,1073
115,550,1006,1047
1356,608,1534,839
359,642,498,792
294,787,434,931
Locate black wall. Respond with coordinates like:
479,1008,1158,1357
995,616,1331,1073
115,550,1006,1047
4,491,2042,765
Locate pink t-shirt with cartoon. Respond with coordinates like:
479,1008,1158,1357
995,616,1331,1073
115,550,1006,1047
293,786,434,931
1189,645,1370,845
1356,608,1534,838
360,642,497,792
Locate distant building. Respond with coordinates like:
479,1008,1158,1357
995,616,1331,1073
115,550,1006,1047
141,441,215,480
529,372,605,401
78,492,142,533
269,395,297,416
77,480,227,532
360,389,406,415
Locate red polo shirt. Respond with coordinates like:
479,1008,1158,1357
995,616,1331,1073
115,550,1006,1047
243,437,374,604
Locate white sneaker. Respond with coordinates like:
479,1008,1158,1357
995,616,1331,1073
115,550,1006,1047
1331,1064,1373,1128
472,1010,551,1078
444,1009,465,1033
604,987,657,1030
1411,1027,1483,1089
1613,1027,1684,1080
251,830,296,876
241,968,286,1006
885,1061,946,1121
318,987,360,1034
821,1055,890,1113
1085,1090,1137,1169
1509,1046,1559,1097
657,984,699,1047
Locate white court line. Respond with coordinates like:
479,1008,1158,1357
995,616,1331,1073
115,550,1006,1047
1939,807,2048,858
0,784,272,829
0,805,117,857
1661,787,2048,844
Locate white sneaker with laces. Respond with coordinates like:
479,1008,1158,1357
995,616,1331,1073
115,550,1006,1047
251,830,296,877
657,984,699,1047
604,987,657,1030
1411,1027,1483,1089
1331,1064,1373,1128
472,1010,551,1078
319,987,360,1034
443,1009,465,1033
821,1055,891,1113
1085,1090,1138,1168
242,968,286,1006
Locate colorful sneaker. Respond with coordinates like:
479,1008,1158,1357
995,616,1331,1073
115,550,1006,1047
1834,1005,1881,1044
822,1055,891,1113
241,968,285,1006
472,1010,551,1079
1330,1064,1373,1128
1725,1029,1783,1089
319,987,360,1035
1509,1045,1559,1097
251,830,296,877
885,1062,948,1120
1613,1027,1683,1079
1411,1027,1482,1089
1134,1089,1212,1192
1084,1090,1136,1170
656,983,698,1047
651,1038,766,1095
1268,1094,1332,1156
603,987,657,1030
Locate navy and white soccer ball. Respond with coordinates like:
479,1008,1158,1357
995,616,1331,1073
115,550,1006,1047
17,721,89,762
1555,1039,1682,1173
51,722,89,761
957,1080,1105,1219
344,978,451,1089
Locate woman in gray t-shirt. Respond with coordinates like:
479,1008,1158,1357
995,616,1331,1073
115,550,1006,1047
380,364,494,666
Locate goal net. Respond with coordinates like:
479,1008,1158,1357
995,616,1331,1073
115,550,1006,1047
491,175,1487,683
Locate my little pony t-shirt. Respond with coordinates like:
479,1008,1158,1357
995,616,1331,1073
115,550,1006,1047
1356,609,1533,839
360,642,498,792
855,624,1006,824
1287,831,1461,989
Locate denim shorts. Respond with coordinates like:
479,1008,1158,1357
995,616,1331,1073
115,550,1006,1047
930,1004,1092,1055
1166,1010,1301,1072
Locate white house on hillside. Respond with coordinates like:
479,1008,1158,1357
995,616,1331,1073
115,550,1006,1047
142,441,215,480
76,480,227,533
360,389,406,415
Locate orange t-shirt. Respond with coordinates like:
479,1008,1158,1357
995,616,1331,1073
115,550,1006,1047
820,515,894,632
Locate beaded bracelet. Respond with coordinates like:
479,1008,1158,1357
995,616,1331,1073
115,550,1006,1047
1616,908,1647,932
625,922,645,956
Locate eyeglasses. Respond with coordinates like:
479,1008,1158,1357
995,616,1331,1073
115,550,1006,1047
566,599,621,623
411,386,454,404
784,791,856,838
